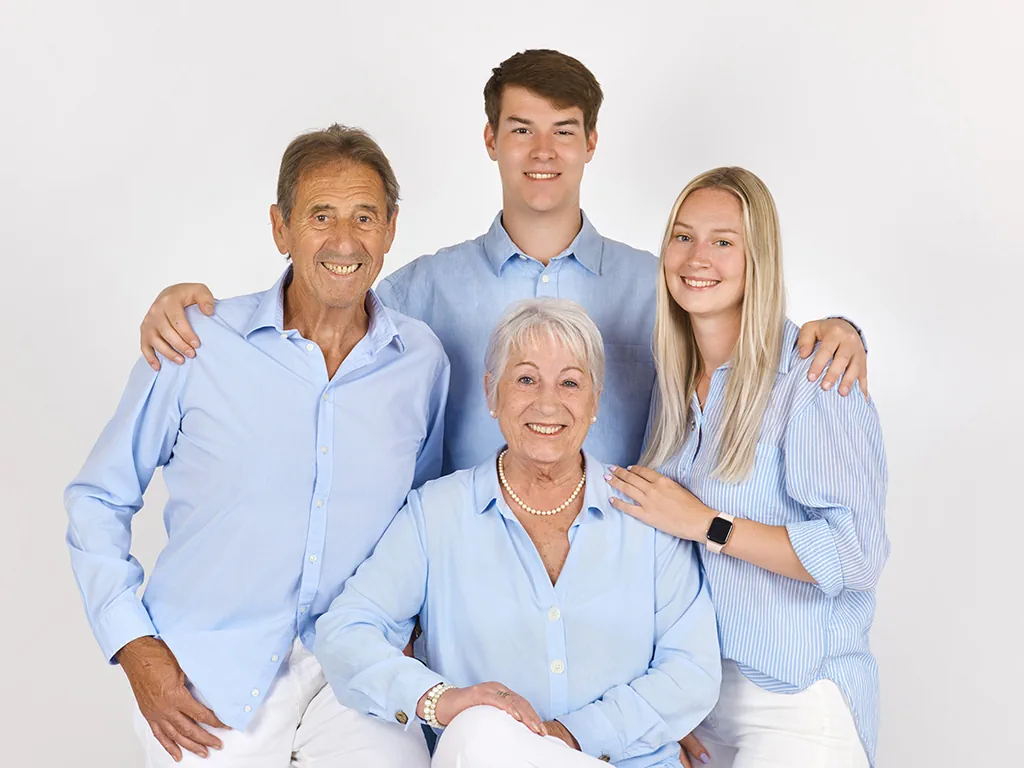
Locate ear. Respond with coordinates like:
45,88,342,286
584,128,598,164
484,122,499,161
270,204,289,255
483,373,497,413
384,205,399,253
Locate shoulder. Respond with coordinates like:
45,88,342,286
408,466,476,519
182,291,262,338
599,236,658,269
380,235,488,291
382,304,448,368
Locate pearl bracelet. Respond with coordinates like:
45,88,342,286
423,682,456,728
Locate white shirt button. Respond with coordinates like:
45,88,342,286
547,607,561,622
550,660,565,674
244,705,251,712
306,343,315,352
541,274,550,283
280,332,288,339
271,654,279,662
321,446,328,454
519,254,527,261
309,554,317,563
322,394,328,402
251,689,259,697
316,500,323,508
300,606,307,614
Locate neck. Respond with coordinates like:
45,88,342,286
283,279,370,375
502,448,584,493
500,202,583,265
691,308,742,374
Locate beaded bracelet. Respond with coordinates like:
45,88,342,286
423,682,456,728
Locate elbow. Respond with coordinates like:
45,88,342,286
842,545,889,592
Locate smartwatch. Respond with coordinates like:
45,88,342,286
705,512,735,554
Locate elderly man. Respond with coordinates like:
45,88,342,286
65,125,447,767
136,49,868,474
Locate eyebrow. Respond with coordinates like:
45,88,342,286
513,361,586,374
505,116,581,128
674,221,741,236
309,202,380,215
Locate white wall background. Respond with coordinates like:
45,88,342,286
2,0,1020,764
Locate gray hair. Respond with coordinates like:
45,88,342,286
484,298,605,405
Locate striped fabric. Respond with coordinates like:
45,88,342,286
663,319,889,765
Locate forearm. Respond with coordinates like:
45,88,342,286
720,517,815,583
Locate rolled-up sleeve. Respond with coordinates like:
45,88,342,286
315,490,447,730
557,532,722,762
784,384,889,597
64,356,186,662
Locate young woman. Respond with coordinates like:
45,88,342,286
606,167,888,767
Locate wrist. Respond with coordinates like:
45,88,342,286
553,720,580,750
689,505,718,542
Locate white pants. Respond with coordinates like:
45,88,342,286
691,660,869,768
431,706,610,767
133,637,429,767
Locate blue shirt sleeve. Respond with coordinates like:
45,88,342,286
556,532,722,762
375,274,404,313
64,355,188,662
784,384,889,597
412,356,449,489
314,489,447,730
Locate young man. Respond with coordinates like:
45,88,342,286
138,50,867,473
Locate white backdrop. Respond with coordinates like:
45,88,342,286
2,1,1021,764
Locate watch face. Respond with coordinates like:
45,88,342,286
707,516,734,545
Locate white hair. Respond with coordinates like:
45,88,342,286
484,298,605,406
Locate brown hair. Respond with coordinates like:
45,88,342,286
484,50,603,136
276,124,400,223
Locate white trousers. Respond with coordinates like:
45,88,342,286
431,706,610,768
133,637,429,768
691,660,869,768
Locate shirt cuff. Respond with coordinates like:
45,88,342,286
827,316,868,354
787,519,843,597
387,663,449,731
94,590,158,663
556,704,622,762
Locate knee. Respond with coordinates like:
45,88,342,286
433,705,521,764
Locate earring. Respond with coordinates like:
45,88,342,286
490,410,496,418
591,416,597,423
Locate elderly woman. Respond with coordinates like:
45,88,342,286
313,298,721,767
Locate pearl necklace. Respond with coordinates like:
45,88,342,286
497,449,586,517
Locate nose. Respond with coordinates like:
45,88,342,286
325,220,360,256
533,382,561,414
531,133,555,162
686,240,713,270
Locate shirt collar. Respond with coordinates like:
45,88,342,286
244,266,405,354
472,449,609,525
482,211,604,276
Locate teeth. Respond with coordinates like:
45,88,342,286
684,278,719,288
323,263,360,275
528,424,563,435
526,172,558,180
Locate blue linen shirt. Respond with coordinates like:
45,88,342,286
662,320,889,764
65,268,450,730
377,212,658,473
314,452,723,768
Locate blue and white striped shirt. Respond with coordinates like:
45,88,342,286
662,319,889,764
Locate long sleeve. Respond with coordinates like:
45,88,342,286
784,384,889,597
314,491,446,729
412,355,449,489
557,532,722,763
64,356,187,662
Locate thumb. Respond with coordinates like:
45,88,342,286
192,284,216,315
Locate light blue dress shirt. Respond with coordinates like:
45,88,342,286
65,268,450,730
315,452,722,768
662,320,889,764
377,212,658,473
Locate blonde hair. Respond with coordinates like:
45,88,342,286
640,167,785,482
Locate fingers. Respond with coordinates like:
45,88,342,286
609,496,650,523
681,733,710,765
193,285,216,316
796,321,821,358
605,466,648,500
171,710,222,751
190,700,230,733
679,744,693,768
806,341,836,384
150,723,184,762
837,355,867,398
142,338,162,371
819,353,851,392
148,334,188,367
488,687,545,736
162,716,211,758
167,305,201,353
623,464,663,483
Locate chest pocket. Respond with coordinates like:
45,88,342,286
696,443,795,525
